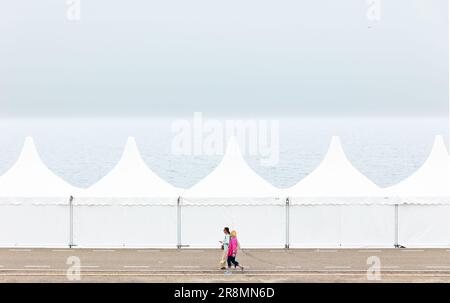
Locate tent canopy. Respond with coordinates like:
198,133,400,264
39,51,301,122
0,137,77,202
384,135,450,204
285,136,386,204
183,136,280,204
77,137,180,204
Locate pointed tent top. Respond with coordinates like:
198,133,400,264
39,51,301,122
82,137,180,198
23,136,36,150
386,135,450,198
224,135,241,157
286,136,382,199
16,136,41,166
321,136,347,166
112,136,150,171
428,135,448,160
184,136,279,199
0,137,77,198
218,135,250,170
330,136,341,147
122,136,139,159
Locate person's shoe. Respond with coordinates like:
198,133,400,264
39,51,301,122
224,270,232,275
220,267,226,270
240,266,244,272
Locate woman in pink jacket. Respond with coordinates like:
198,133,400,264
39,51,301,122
227,230,244,272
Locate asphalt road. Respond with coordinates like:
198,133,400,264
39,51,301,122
0,248,449,282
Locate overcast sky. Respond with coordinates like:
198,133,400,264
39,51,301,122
0,0,448,117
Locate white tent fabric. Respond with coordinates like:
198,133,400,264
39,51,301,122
0,137,77,203
182,136,284,248
286,136,393,248
289,205,395,248
0,204,69,247
183,136,281,204
384,135,450,204
0,137,76,247
384,135,450,247
286,136,387,204
397,205,450,248
73,205,177,248
181,205,285,248
1,134,448,249
76,137,181,205
73,137,179,248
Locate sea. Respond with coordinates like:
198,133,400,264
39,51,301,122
0,117,448,189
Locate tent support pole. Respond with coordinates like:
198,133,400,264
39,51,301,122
69,196,74,248
177,196,181,249
394,204,399,248
285,198,290,249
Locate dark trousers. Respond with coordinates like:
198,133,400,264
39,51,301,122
227,256,239,268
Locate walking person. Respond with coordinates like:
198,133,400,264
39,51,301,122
226,230,244,274
219,227,230,270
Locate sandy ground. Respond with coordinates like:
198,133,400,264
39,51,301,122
0,248,449,282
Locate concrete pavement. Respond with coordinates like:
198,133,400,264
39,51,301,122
0,248,449,282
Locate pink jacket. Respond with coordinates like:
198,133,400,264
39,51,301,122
228,237,238,256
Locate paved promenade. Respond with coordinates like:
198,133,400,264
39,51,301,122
0,248,449,282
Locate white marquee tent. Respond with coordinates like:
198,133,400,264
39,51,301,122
285,136,393,248
182,136,283,248
0,137,77,247
75,137,180,248
1,135,448,249
384,135,450,248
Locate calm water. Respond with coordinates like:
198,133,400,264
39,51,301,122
0,117,448,189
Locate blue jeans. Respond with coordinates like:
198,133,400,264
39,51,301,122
227,256,239,268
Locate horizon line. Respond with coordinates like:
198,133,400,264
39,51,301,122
0,114,448,120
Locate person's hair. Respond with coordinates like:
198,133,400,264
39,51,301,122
224,227,230,234
230,230,237,237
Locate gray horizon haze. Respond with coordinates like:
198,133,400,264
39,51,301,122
0,0,448,117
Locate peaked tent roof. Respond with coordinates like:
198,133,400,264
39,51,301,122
384,135,450,203
0,137,78,200
285,136,385,204
183,136,280,203
79,137,181,201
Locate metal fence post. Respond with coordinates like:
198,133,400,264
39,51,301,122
177,196,181,249
285,197,290,249
394,204,399,248
69,195,74,248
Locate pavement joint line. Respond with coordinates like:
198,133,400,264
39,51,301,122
1,248,448,252
24,265,50,268
2,272,450,277
123,266,150,269
358,250,382,253
1,248,450,279
93,250,115,252
325,266,351,269
173,266,201,268
1,269,449,273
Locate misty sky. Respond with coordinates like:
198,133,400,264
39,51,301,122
0,0,448,117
